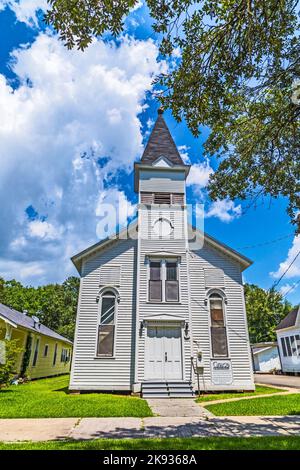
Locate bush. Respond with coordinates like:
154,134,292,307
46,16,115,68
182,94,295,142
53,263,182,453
0,338,23,388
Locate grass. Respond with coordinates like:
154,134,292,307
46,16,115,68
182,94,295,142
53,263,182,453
0,375,152,418
206,393,300,416
0,437,300,450
196,385,283,403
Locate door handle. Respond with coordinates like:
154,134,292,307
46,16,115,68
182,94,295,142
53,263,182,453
165,352,167,362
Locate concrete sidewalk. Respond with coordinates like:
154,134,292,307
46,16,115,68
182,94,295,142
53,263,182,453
0,415,300,441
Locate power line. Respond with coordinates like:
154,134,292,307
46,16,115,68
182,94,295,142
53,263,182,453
282,279,300,298
271,249,300,290
237,233,294,250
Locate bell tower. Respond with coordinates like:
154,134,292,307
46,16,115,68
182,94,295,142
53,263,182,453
133,109,192,391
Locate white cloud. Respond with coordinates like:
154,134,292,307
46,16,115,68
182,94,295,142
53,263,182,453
206,199,242,223
28,220,62,241
271,235,300,279
0,32,163,285
187,161,213,188
178,145,191,164
0,0,47,26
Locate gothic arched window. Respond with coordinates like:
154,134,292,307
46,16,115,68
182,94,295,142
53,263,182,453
209,292,228,357
97,290,117,356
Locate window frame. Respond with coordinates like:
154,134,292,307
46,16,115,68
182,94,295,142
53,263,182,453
148,258,180,303
32,337,40,367
53,342,58,366
96,288,118,358
285,336,292,356
208,291,229,359
43,344,49,358
140,192,185,206
280,337,287,357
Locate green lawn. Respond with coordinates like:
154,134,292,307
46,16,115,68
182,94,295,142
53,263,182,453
206,393,300,416
0,437,300,450
197,385,283,403
0,375,152,418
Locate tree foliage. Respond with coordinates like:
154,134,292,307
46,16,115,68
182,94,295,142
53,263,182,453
244,283,292,343
0,336,23,388
0,277,80,341
45,1,300,229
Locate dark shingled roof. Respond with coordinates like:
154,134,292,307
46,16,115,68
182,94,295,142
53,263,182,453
276,306,300,330
0,303,72,344
141,109,184,166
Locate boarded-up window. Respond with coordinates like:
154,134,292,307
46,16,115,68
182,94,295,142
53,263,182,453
154,193,171,205
281,337,287,357
149,261,162,302
172,193,184,205
140,192,153,204
211,327,228,357
165,261,179,302
97,291,116,356
204,268,225,289
209,294,228,357
99,265,121,286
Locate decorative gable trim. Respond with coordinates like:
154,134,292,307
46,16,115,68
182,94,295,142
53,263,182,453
152,156,174,168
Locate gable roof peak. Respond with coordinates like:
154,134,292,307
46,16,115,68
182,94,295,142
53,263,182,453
141,108,184,166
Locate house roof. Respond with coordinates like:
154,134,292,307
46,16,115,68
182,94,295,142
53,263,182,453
71,219,252,274
251,342,278,355
0,303,72,344
141,109,184,166
276,305,300,331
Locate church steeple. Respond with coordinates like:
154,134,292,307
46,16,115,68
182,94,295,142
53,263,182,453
134,108,190,193
141,108,184,166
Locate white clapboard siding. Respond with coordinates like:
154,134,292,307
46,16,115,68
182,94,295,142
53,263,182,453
69,238,137,391
99,265,121,286
204,268,225,289
189,241,254,391
70,158,254,392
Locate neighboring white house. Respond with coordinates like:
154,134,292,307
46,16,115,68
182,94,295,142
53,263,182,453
276,305,300,375
251,342,281,373
69,109,255,397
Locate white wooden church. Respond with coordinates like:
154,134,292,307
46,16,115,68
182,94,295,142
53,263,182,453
70,109,254,397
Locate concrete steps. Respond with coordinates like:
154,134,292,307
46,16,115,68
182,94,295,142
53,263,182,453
142,381,194,398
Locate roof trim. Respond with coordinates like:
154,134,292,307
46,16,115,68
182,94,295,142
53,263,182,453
134,162,190,192
189,225,252,269
71,220,252,274
0,314,17,328
71,221,138,273
0,305,73,345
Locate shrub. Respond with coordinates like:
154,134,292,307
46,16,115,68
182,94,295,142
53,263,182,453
0,337,23,388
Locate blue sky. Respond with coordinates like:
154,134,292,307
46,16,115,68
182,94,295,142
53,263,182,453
0,1,299,305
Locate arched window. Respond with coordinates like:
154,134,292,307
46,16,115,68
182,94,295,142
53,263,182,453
209,292,228,358
97,290,116,357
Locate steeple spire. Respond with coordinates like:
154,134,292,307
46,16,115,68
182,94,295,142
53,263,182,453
141,108,184,166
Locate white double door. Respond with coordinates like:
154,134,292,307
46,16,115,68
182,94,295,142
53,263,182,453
145,325,183,381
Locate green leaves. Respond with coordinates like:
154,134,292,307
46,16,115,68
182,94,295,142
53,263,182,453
0,276,80,341
244,283,292,343
45,1,300,228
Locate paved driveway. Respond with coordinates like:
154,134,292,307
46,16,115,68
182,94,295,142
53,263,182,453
255,373,300,390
